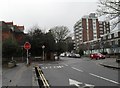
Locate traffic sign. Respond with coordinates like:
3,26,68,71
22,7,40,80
24,42,31,50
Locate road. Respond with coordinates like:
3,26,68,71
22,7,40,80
38,57,119,87
2,57,119,87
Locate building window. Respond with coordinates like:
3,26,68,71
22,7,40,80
109,41,112,45
76,33,79,35
115,40,118,45
103,36,106,40
94,36,97,38
118,40,120,46
114,32,118,37
108,34,111,39
76,36,79,39
94,33,97,34
107,31,110,34
100,28,103,30
100,31,103,34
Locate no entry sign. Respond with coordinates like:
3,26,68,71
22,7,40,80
24,42,31,50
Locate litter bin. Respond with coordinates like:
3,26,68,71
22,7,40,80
8,60,16,68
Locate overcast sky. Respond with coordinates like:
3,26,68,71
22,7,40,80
0,0,99,33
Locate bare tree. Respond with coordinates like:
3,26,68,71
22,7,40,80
50,26,70,60
50,26,70,43
97,0,120,29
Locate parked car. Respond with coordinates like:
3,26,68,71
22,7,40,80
69,53,81,58
60,53,65,57
90,53,105,60
116,55,120,63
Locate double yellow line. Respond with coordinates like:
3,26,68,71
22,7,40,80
36,66,50,88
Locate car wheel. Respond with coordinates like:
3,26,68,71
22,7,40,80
96,57,99,60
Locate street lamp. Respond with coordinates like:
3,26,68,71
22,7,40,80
21,46,24,62
42,45,45,61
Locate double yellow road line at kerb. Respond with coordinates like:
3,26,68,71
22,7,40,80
35,66,50,88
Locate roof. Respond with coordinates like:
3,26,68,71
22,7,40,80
5,22,13,25
17,26,24,31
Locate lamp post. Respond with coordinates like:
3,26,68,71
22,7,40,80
42,45,45,61
21,46,24,62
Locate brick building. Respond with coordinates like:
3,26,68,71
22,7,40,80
0,21,26,45
0,21,13,41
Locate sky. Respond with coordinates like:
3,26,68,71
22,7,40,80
0,0,99,33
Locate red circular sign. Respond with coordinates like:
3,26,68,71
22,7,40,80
24,42,31,50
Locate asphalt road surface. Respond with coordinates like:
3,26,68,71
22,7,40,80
38,57,119,88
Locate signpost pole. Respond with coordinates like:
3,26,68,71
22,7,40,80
43,48,45,61
24,42,31,65
27,49,29,65
42,45,45,61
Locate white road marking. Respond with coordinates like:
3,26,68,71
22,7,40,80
69,79,83,87
32,68,35,70
63,64,68,66
61,66,64,68
89,73,119,84
45,67,48,69
57,66,60,68
49,66,52,69
72,67,84,72
42,67,45,69
59,66,62,68
53,66,56,68
41,65,64,69
42,67,48,69
69,79,94,88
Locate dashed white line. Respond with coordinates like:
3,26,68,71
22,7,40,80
45,67,48,69
89,73,119,84
61,66,64,68
56,66,60,68
42,67,45,69
59,66,62,68
63,64,68,66
53,66,56,68
41,65,64,69
42,67,48,69
49,66,52,69
72,67,84,72
32,68,35,70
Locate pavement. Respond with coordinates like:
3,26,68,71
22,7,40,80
2,62,39,87
97,57,120,69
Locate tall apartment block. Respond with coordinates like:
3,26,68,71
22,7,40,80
74,13,110,52
99,21,110,37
